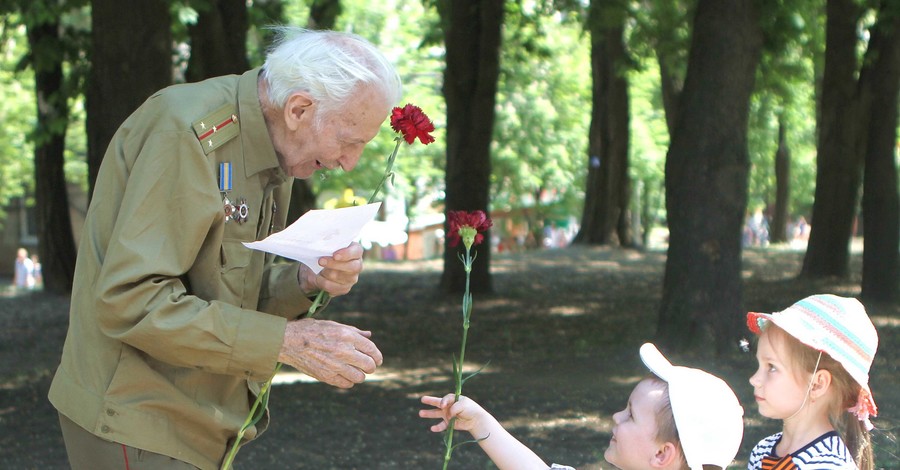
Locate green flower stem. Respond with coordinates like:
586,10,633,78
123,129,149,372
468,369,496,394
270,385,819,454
369,137,401,203
442,247,474,470
308,291,328,317
224,267,330,470
221,362,283,470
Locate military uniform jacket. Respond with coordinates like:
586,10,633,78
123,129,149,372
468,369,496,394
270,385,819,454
49,68,313,470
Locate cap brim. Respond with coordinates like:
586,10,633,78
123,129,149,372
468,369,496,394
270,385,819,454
640,343,675,382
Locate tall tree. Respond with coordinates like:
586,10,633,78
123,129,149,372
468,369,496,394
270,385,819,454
638,0,692,138
657,0,762,353
770,117,790,244
860,1,900,304
184,0,250,83
575,0,633,247
801,0,864,279
86,0,172,198
23,1,78,294
437,0,504,293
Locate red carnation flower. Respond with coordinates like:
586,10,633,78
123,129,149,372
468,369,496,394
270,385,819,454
448,210,493,248
390,104,435,145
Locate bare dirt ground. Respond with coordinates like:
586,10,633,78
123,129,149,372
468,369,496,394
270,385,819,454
1,245,897,469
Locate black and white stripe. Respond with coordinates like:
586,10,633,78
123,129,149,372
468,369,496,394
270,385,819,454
747,431,856,469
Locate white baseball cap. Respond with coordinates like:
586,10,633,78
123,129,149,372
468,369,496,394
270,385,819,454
639,343,744,470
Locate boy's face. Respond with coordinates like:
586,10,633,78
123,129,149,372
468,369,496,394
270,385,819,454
604,378,668,469
749,330,809,419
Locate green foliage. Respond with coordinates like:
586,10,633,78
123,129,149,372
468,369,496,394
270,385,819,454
628,58,668,224
0,20,35,218
748,0,824,218
0,0,855,244
0,3,89,224
492,4,590,222
629,0,694,81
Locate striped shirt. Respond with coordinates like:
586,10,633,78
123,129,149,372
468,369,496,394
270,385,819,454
747,431,857,469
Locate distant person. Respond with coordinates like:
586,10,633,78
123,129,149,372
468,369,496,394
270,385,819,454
30,254,42,288
746,294,879,469
13,247,35,289
420,343,744,470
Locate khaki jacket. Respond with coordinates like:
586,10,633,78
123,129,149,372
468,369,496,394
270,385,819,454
49,68,312,470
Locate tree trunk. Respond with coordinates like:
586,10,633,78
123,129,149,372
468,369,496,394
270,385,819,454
770,118,790,244
861,2,900,304
651,0,686,139
658,0,762,354
87,0,172,200
185,0,250,83
575,0,631,247
308,0,342,30
801,0,863,279
657,54,680,139
25,13,77,294
438,0,504,294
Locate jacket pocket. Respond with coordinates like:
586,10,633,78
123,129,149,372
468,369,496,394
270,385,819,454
220,240,252,307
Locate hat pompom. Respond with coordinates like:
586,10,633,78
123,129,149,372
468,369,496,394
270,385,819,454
848,388,878,431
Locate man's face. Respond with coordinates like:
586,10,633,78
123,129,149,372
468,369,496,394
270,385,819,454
273,86,388,179
604,378,668,469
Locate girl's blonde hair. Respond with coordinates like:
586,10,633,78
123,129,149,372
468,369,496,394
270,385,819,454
763,325,873,470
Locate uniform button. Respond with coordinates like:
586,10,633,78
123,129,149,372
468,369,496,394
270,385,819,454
101,425,110,433
106,409,115,416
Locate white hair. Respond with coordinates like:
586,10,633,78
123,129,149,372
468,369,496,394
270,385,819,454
261,27,402,123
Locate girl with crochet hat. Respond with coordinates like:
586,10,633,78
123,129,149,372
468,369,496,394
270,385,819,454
746,294,879,470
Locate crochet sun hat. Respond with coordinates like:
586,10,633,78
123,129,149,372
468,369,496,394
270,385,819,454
639,343,745,470
747,294,879,429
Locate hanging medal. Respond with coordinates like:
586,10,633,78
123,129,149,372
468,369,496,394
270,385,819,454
219,162,235,223
234,197,250,224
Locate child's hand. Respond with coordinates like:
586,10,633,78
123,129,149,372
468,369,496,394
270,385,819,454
419,394,488,435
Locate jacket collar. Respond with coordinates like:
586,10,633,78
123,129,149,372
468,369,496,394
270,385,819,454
238,67,289,185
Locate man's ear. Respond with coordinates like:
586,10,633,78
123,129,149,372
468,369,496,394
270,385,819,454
650,442,681,468
283,92,315,131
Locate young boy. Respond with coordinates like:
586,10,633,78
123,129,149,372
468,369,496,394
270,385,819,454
420,343,745,469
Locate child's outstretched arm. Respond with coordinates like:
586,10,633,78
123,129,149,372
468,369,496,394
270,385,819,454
419,394,550,470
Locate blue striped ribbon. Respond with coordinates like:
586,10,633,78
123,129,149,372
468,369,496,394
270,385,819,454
219,162,232,192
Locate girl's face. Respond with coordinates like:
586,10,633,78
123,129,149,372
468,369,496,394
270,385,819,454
749,331,810,419
604,378,668,469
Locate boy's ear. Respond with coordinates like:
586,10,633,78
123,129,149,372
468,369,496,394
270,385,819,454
650,442,681,468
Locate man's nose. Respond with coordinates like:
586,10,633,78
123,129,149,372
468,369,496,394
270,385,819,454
338,151,362,172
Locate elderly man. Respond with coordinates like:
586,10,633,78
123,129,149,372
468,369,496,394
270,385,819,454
49,27,402,469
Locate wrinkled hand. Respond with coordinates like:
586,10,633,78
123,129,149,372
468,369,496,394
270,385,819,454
279,318,383,389
419,394,488,434
299,242,364,297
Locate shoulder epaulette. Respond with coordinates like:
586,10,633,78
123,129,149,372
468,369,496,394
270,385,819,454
192,104,240,155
